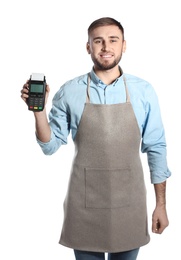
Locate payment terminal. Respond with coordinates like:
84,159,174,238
28,73,46,112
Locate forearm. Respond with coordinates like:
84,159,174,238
152,180,169,234
34,109,51,143
154,181,166,207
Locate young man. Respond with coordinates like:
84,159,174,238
21,17,171,260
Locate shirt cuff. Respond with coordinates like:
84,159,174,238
35,131,54,146
150,169,171,184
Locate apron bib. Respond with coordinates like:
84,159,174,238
59,74,150,252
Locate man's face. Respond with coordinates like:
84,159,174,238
87,25,126,71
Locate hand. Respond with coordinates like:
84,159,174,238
20,80,50,107
152,205,169,234
20,80,29,104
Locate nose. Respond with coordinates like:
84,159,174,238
101,40,108,51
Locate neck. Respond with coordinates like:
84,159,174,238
94,66,122,85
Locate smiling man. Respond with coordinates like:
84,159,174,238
21,17,171,260
87,24,126,72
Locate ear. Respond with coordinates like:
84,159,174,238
86,42,91,54
122,40,126,53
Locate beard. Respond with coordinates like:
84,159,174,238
91,52,123,70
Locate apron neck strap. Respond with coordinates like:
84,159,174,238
123,75,130,103
86,73,130,103
86,73,91,103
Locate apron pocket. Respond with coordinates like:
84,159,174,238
85,168,131,209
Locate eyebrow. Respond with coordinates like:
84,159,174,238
93,36,120,41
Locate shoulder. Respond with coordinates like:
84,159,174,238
124,73,152,88
62,73,88,91
124,73,157,99
52,73,89,110
53,73,88,100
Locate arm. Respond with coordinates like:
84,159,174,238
152,181,169,234
21,80,70,155
34,109,51,142
140,85,171,233
141,85,171,183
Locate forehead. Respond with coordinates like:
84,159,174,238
89,25,123,40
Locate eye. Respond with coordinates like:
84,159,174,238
110,39,117,43
94,39,102,44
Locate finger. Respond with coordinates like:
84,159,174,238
152,220,160,234
21,81,30,93
155,220,161,233
21,92,29,102
23,82,29,90
21,87,28,95
21,82,30,101
46,84,50,93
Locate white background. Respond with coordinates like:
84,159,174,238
0,0,180,259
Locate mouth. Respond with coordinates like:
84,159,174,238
100,53,113,59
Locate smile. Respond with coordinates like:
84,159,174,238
100,54,113,58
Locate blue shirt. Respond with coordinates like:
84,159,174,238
37,68,171,184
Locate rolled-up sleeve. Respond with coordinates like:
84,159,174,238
36,87,70,155
141,85,171,184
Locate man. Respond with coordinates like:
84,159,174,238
21,17,171,260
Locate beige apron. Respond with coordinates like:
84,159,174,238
59,74,150,252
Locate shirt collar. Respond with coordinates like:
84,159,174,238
89,66,124,88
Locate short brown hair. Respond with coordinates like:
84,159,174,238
88,17,124,41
